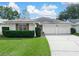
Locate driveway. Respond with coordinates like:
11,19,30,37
46,35,79,56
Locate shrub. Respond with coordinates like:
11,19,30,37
3,30,34,37
35,27,41,37
73,33,79,35
2,27,9,31
70,28,76,34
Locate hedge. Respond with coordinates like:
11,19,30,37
73,33,79,36
70,28,76,34
3,30,34,37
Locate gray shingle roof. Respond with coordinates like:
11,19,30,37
68,19,79,23
34,17,69,24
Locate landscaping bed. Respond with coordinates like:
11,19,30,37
0,37,50,56
73,33,79,36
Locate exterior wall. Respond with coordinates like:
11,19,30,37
0,25,3,35
0,22,72,35
0,23,35,35
0,24,16,35
9,24,16,30
29,23,35,30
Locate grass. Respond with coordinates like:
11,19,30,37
0,36,50,56
72,33,79,36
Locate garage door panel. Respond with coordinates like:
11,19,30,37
57,25,70,34
43,24,56,34
43,24,71,35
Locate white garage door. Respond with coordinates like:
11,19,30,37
43,24,71,35
56,24,71,34
43,24,56,34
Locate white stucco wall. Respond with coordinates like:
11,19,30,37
0,23,35,35
29,23,35,30
0,24,16,35
0,25,3,35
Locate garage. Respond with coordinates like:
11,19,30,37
43,23,71,35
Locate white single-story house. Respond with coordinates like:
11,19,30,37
0,18,79,35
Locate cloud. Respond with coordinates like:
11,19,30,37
8,2,20,13
27,5,39,14
42,4,57,10
27,4,57,19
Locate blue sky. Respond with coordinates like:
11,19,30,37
0,2,66,19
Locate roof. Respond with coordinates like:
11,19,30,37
68,19,79,25
68,19,79,23
0,18,73,24
2,19,39,24
34,17,71,24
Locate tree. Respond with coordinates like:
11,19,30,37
0,6,20,20
58,4,79,21
59,11,68,21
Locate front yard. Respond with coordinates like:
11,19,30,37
0,36,50,56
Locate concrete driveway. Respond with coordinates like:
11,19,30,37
46,35,79,56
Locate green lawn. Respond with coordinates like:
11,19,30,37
0,36,50,56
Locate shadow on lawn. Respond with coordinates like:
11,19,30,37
0,35,42,40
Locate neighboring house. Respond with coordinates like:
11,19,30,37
68,19,79,33
0,18,79,35
72,22,79,33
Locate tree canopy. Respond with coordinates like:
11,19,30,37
0,6,20,20
58,4,79,21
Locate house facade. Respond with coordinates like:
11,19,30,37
0,19,39,35
0,18,79,35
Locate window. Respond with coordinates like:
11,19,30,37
16,23,29,31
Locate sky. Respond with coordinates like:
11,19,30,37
0,2,73,19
